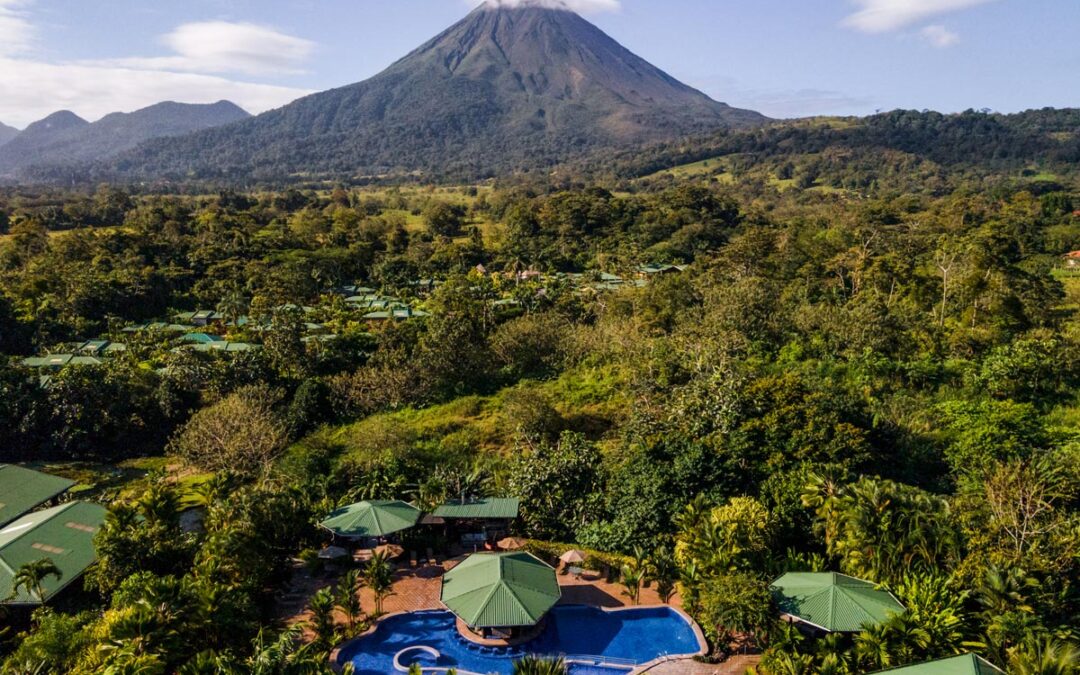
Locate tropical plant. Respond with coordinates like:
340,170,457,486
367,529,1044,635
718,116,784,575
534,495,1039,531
619,564,643,605
11,558,62,604
363,552,395,615
1008,638,1080,675
308,587,338,650
512,655,568,675
336,569,363,635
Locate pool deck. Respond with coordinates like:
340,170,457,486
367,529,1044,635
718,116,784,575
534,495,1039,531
281,556,759,674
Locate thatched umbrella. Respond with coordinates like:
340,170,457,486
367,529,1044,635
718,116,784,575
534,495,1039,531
559,549,587,565
497,537,528,551
374,543,405,559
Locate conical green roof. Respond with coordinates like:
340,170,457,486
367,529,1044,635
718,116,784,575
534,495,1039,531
872,654,1005,674
441,552,561,628
770,572,905,633
320,500,420,538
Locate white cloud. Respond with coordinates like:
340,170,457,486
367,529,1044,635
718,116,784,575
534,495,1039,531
920,24,959,47
842,0,996,33
0,12,315,127
0,0,35,56
0,59,313,128
479,0,621,14
91,21,316,77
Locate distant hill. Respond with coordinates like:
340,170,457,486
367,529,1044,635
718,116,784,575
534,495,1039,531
0,101,249,176
101,0,765,183
0,122,18,148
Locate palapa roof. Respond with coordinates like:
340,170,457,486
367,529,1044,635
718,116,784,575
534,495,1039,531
872,654,1005,675
320,500,421,538
770,572,906,633
0,466,75,527
441,552,561,628
432,498,520,520
0,501,107,605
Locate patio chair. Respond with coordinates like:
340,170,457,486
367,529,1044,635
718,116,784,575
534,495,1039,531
427,548,436,566
410,551,418,567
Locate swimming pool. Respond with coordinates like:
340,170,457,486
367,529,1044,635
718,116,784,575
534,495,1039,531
337,605,705,675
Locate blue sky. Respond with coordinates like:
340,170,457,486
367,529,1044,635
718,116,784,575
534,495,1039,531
0,0,1076,127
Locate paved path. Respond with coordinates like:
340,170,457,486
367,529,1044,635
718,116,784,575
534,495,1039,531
641,655,760,675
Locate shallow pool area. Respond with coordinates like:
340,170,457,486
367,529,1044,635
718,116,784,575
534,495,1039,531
338,605,704,675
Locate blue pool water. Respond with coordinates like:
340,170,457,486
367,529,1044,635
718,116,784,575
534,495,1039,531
338,605,703,675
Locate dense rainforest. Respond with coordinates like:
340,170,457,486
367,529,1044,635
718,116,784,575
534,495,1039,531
0,133,1078,674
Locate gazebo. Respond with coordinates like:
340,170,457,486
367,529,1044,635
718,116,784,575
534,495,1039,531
440,552,561,640
871,654,1005,674
320,500,421,543
770,572,905,634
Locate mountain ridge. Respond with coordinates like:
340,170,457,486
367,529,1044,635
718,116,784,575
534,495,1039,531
96,3,764,182
0,101,249,176
0,122,18,147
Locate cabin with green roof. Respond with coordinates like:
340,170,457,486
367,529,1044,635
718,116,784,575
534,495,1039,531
0,465,76,528
770,572,906,634
0,501,107,605
871,654,1005,674
430,498,521,549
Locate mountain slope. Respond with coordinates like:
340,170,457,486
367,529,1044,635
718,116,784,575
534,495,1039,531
0,101,249,175
0,123,18,148
109,1,765,182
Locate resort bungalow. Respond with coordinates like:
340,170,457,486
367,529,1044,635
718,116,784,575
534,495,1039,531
20,354,104,371
180,333,226,344
440,551,561,642
871,654,1004,674
770,572,906,635
0,465,75,528
430,498,520,549
0,501,107,606
75,340,126,356
189,342,259,353
174,310,225,327
362,306,430,322
1063,251,1080,268
637,264,686,279
320,500,421,546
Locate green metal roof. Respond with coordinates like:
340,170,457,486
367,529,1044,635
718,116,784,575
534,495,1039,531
432,498,520,520
441,552,561,628
0,466,75,528
320,500,421,539
0,501,107,605
872,655,1005,675
771,572,906,633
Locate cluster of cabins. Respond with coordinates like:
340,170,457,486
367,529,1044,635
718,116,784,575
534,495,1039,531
0,465,106,606
771,572,1004,674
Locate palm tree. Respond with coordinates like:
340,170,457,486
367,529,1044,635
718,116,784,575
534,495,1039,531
308,587,338,650
646,545,677,604
363,552,395,615
619,564,643,606
513,655,568,675
12,558,62,604
679,562,702,615
217,287,249,330
336,569,363,636
1009,638,1079,675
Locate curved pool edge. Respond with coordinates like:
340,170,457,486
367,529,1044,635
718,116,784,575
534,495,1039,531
330,604,709,674
591,604,709,674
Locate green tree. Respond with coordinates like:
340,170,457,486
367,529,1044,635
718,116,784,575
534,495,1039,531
11,559,62,604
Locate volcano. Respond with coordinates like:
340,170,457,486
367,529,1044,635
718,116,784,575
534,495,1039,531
112,0,765,181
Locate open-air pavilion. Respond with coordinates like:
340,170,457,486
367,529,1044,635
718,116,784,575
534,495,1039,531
440,551,561,642
770,572,906,634
429,497,520,550
320,500,421,545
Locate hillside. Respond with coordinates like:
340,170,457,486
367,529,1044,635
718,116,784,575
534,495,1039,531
98,1,764,183
0,101,249,176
